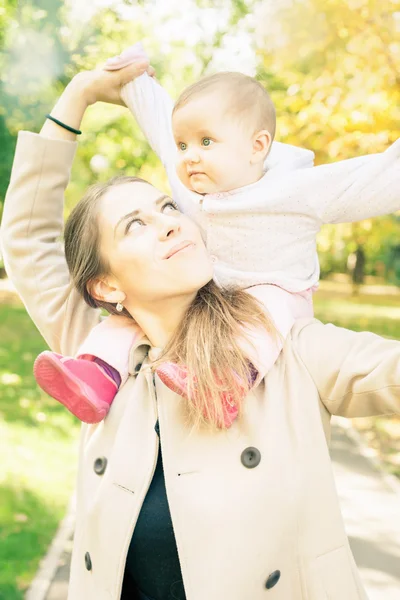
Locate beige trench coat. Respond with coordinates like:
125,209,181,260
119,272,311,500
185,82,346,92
2,132,400,600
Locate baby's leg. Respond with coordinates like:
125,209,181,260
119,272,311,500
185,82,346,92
285,286,315,319
34,315,144,424
77,314,144,385
242,284,313,385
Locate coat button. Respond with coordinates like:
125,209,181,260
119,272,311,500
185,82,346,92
265,570,281,589
85,552,92,571
241,447,261,468
93,456,107,475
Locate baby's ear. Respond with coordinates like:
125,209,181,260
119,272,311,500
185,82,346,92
251,130,272,164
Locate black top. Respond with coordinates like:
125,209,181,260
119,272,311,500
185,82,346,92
125,422,186,600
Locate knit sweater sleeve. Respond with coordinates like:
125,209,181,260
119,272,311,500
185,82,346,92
120,73,177,175
292,138,400,224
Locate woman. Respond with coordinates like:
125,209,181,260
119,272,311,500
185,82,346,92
2,59,400,600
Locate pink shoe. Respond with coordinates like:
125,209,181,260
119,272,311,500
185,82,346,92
33,351,118,424
155,363,242,428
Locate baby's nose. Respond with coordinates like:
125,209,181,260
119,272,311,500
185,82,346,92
184,148,200,163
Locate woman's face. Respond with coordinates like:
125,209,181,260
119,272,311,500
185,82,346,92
97,181,213,305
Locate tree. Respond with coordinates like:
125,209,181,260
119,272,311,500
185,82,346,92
255,0,400,282
1,0,398,281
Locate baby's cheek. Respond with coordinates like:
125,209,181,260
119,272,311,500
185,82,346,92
176,160,193,191
175,159,186,183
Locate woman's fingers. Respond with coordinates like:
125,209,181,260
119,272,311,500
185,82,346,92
78,42,151,106
104,57,155,80
146,65,156,78
103,42,148,71
116,59,149,85
103,56,123,70
77,59,148,106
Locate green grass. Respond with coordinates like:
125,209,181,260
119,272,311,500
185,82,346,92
0,303,79,600
314,288,400,339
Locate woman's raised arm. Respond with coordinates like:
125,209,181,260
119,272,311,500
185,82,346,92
1,61,149,355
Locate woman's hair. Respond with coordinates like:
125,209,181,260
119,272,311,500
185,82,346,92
64,175,278,430
64,175,145,319
154,282,277,430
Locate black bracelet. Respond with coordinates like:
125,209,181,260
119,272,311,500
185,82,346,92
45,114,82,135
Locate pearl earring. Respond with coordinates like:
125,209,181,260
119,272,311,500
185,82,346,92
116,302,124,313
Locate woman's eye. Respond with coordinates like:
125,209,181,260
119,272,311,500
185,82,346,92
125,219,144,233
178,142,187,151
202,137,213,147
163,201,179,213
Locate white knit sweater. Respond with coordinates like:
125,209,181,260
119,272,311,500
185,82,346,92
121,74,400,292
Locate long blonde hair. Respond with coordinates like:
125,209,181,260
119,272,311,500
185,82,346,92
64,176,277,429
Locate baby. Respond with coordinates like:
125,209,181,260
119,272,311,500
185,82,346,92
34,43,400,427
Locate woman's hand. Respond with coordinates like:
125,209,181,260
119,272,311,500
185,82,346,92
75,59,151,107
40,59,151,141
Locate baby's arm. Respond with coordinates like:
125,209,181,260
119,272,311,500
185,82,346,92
121,72,177,177
293,140,400,224
120,69,202,222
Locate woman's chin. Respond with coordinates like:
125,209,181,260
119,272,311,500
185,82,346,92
182,264,214,295
185,269,214,293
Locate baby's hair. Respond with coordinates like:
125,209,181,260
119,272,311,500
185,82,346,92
173,71,276,140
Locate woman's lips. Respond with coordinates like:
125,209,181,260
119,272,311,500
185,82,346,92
164,241,195,259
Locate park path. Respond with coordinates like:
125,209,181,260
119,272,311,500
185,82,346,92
332,419,400,597
24,418,400,600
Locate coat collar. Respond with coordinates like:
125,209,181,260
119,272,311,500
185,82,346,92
128,335,152,376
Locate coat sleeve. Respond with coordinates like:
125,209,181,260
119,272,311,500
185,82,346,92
289,138,400,224
293,319,400,418
1,131,102,356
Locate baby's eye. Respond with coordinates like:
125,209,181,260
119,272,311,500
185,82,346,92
202,137,213,147
178,142,187,151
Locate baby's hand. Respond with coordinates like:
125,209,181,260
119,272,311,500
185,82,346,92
104,41,155,78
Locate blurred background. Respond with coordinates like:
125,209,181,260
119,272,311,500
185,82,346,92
0,0,399,598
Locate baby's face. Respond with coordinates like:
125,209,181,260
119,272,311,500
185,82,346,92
172,92,260,195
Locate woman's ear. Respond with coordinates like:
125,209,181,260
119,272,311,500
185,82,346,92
250,130,272,165
89,278,126,305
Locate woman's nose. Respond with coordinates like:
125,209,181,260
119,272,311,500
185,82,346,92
157,213,181,239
